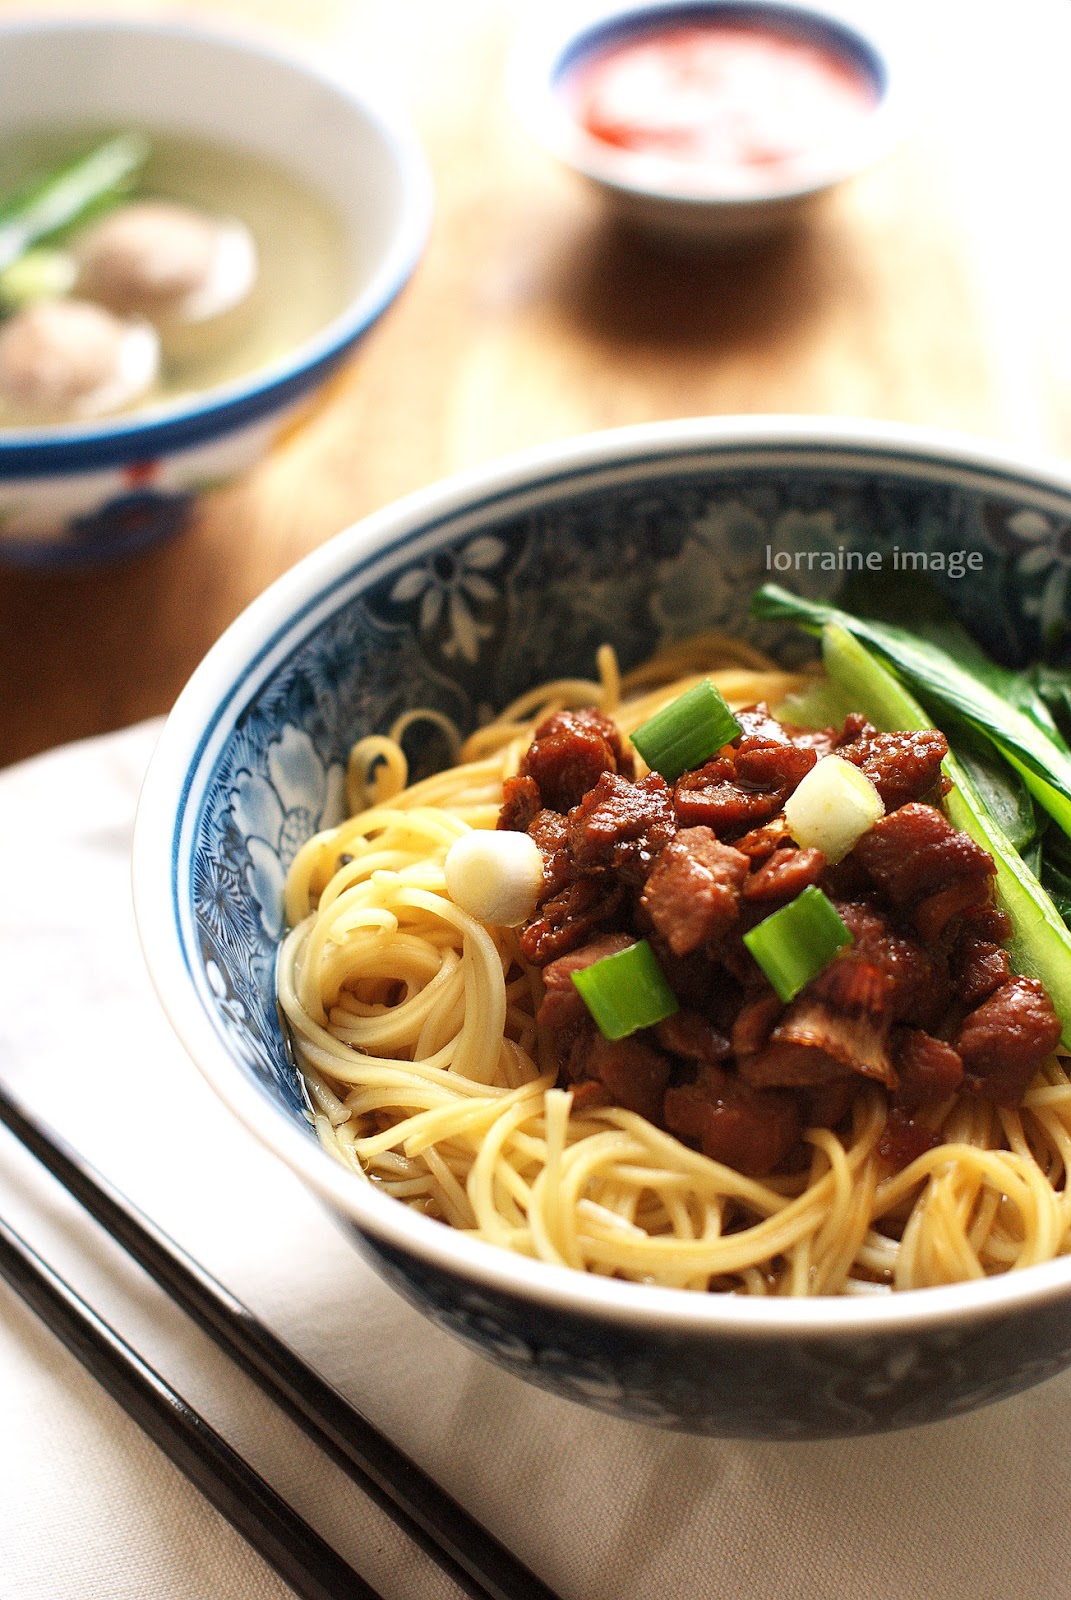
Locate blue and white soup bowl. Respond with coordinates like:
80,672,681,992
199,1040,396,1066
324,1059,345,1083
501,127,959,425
0,19,431,566
135,416,1071,1439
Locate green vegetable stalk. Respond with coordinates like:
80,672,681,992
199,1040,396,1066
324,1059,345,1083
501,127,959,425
753,582,1071,841
814,622,1071,1047
0,133,151,281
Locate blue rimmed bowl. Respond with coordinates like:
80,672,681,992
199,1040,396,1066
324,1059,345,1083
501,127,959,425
0,19,431,568
135,416,1071,1440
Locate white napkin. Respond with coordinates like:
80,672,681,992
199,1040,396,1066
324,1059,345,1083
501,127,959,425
2,723,1071,1600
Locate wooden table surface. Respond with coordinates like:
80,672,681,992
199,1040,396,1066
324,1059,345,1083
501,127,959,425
3,0,1071,768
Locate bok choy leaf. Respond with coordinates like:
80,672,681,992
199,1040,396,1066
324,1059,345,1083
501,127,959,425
805,623,1071,1046
753,583,1071,841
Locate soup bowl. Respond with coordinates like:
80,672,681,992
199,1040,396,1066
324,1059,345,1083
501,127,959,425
0,18,431,567
134,416,1071,1439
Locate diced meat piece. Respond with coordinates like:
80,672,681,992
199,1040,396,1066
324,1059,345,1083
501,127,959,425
518,708,632,813
879,1108,940,1170
781,721,841,761
913,875,993,944
739,955,896,1089
520,876,626,966
719,927,767,987
818,852,874,900
734,704,797,744
537,933,636,1030
654,1008,731,1067
646,937,725,1013
567,771,676,883
639,826,748,956
959,904,1013,943
527,807,572,897
733,815,793,861
837,727,949,810
498,774,541,832
732,704,818,792
743,846,827,903
583,1030,672,1124
733,741,817,791
663,1064,801,1177
955,976,1063,1103
835,899,950,1029
730,990,783,1056
739,1034,878,1090
674,756,788,836
852,803,995,911
569,1080,612,1113
798,1076,858,1129
837,712,875,744
891,1028,964,1110
673,705,817,837
950,934,1013,1007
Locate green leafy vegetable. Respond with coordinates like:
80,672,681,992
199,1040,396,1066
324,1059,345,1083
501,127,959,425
942,727,1038,855
1031,664,1071,748
630,678,740,783
753,583,1071,841
816,621,1071,1046
0,133,150,278
743,885,853,1004
571,939,679,1041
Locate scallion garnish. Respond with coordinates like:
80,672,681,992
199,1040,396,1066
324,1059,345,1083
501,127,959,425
743,885,853,1003
630,679,741,782
571,938,679,1040
0,133,151,278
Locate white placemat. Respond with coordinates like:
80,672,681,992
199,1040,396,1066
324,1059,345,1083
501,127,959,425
1,722,1070,1600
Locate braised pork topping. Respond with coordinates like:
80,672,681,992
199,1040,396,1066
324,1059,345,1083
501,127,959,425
498,704,1063,1176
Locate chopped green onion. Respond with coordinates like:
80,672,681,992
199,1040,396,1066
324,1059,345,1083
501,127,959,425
0,245,77,311
743,885,853,1003
630,679,741,782
571,938,679,1040
0,133,151,276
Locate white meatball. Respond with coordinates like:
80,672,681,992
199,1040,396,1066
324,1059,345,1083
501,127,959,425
0,298,160,422
75,200,258,326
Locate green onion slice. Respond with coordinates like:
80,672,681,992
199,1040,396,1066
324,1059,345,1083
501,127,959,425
0,133,151,275
743,885,853,1004
630,679,741,783
571,939,679,1041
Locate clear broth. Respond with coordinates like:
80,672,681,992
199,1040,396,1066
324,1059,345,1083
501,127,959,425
0,129,354,420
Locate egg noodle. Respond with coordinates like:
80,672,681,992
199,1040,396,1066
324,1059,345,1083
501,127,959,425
277,636,1071,1295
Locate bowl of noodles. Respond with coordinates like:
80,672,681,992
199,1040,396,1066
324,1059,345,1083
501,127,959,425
134,415,1071,1439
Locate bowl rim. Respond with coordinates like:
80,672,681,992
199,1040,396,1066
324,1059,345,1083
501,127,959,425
509,0,915,212
134,412,1071,1339
0,15,433,468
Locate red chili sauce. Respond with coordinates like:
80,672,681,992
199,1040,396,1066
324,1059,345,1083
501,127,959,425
563,19,879,194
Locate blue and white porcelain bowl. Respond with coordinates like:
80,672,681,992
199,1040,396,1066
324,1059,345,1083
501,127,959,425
0,19,431,568
134,416,1071,1440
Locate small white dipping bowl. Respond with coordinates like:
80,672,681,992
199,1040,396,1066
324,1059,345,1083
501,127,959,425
0,18,432,567
511,0,912,244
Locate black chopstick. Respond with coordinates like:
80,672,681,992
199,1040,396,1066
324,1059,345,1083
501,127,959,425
0,1082,559,1600
0,1214,382,1600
